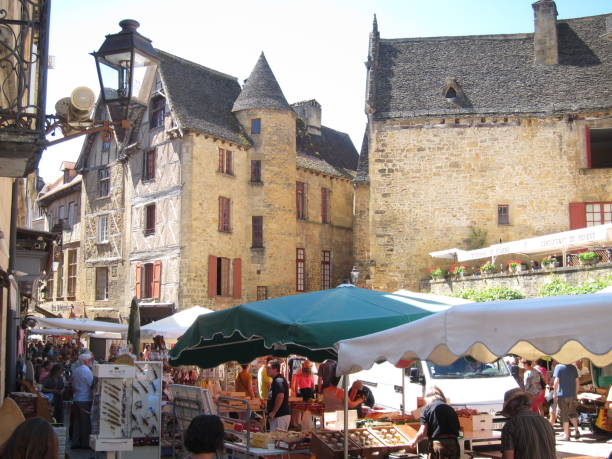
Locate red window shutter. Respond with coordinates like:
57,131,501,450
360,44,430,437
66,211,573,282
152,261,162,300
218,197,223,231
208,255,218,298
135,264,142,299
232,258,242,299
569,202,586,229
585,126,592,168
218,149,224,172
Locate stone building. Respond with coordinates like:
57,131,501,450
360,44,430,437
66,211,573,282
77,45,357,321
355,2,612,291
36,162,85,317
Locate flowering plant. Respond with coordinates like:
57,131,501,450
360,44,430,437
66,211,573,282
480,262,497,274
542,256,557,267
429,267,446,279
451,264,468,275
506,259,522,272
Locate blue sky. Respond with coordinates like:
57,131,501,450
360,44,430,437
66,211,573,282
40,0,610,183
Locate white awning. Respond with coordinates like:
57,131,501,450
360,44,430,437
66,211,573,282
36,317,127,333
29,328,76,336
430,223,612,263
140,305,213,339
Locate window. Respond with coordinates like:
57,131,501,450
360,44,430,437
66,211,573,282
46,275,53,301
143,149,156,181
67,249,77,298
98,167,110,197
497,205,509,225
256,286,268,301
135,261,162,300
252,216,263,248
251,118,261,135
56,253,64,299
98,215,109,243
101,139,111,164
58,205,65,224
218,148,233,175
250,160,262,183
296,248,306,292
95,267,108,300
218,197,231,232
208,256,241,299
150,95,165,129
321,250,331,289
68,201,76,226
296,182,307,220
321,187,331,224
586,203,612,227
586,127,612,168
144,204,156,236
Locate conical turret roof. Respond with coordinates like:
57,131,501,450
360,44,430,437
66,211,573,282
232,53,291,112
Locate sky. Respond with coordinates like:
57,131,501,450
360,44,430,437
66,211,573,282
39,0,611,184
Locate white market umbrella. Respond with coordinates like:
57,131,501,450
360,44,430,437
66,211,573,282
36,317,128,334
393,289,473,307
140,306,213,339
337,292,612,374
29,328,76,336
598,285,612,293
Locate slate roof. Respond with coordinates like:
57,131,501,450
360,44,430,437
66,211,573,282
232,53,291,112
372,13,612,119
355,131,369,182
157,50,247,145
296,154,354,179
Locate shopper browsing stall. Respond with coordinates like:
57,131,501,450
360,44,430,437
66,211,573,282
71,352,93,449
266,360,291,431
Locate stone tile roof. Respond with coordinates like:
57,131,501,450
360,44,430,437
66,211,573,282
296,153,355,179
232,53,291,112
38,175,82,205
296,120,359,173
372,14,612,119
355,131,369,182
157,50,248,145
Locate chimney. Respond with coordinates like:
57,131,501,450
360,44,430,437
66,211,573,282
292,100,321,136
532,0,558,65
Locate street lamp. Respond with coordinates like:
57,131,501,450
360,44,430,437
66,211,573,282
92,19,159,126
350,266,360,285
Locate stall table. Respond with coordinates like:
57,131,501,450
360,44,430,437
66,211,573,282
224,441,309,458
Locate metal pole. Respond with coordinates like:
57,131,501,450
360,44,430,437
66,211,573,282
401,368,406,415
343,375,349,459
6,180,19,394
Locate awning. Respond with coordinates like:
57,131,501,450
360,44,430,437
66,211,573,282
36,317,128,333
430,223,612,263
29,328,76,336
140,306,213,339
336,292,612,374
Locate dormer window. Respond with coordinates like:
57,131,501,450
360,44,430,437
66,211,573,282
444,87,457,99
150,95,165,129
442,78,464,105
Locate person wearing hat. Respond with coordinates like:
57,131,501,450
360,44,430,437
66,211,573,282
71,352,94,449
408,386,460,458
291,360,315,400
500,388,556,459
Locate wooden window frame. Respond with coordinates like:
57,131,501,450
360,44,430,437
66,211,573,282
67,201,76,227
97,214,109,243
256,286,268,301
252,216,263,248
251,118,261,135
218,148,234,175
208,255,241,298
142,263,154,299
67,249,77,299
296,248,306,292
150,95,165,129
321,187,331,224
586,126,612,169
144,203,156,236
585,202,612,227
497,204,510,225
250,160,262,183
321,250,331,290
296,182,307,220
218,196,231,233
56,252,64,299
143,149,156,182
58,205,65,225
95,267,109,301
98,167,110,197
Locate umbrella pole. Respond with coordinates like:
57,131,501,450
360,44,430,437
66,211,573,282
401,368,406,415
343,375,349,459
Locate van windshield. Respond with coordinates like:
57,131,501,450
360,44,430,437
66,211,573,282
426,357,510,379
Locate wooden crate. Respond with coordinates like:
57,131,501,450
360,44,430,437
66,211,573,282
310,431,360,459
368,425,413,452
459,413,493,432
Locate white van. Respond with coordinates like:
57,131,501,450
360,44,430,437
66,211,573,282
351,357,519,415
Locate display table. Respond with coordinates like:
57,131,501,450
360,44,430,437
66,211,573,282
224,441,309,458
463,430,502,456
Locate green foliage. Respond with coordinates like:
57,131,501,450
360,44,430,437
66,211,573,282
539,275,612,297
578,251,598,262
454,287,525,302
464,226,487,250
480,262,497,274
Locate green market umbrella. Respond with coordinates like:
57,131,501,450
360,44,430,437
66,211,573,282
169,286,451,368
128,296,141,356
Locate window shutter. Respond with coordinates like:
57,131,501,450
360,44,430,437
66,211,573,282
152,261,162,300
218,197,223,231
232,258,242,299
208,255,218,298
585,126,592,168
135,264,142,299
569,202,586,230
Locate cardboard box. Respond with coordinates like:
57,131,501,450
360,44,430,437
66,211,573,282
93,364,135,379
89,435,133,452
459,413,493,432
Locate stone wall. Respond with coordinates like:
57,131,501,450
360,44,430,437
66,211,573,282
358,114,612,292
427,263,612,298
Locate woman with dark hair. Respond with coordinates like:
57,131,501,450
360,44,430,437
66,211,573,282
0,417,58,459
500,388,555,459
184,414,224,459
42,363,65,423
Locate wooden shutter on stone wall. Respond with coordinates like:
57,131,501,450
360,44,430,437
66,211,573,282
569,202,586,230
135,264,142,299
585,126,592,168
208,255,218,298
232,258,242,299
152,261,162,300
